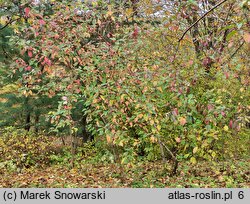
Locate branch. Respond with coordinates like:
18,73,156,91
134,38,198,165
157,137,178,176
220,40,245,66
178,0,229,42
0,17,20,31
157,137,177,162
228,41,245,61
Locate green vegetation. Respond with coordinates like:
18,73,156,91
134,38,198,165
0,0,249,187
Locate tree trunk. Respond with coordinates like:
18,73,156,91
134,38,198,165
35,112,39,133
80,115,93,142
24,97,31,131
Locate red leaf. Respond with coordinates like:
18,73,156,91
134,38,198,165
24,7,30,18
25,66,31,71
74,79,81,85
75,88,81,93
42,57,52,66
28,50,33,58
229,120,233,129
207,104,213,111
173,108,178,116
202,57,212,68
188,60,193,65
39,19,46,25
54,34,60,39
132,24,139,39
224,71,230,79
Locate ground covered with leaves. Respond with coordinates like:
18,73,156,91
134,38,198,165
0,133,249,188
1,160,249,188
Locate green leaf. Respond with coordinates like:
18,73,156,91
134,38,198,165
226,30,237,41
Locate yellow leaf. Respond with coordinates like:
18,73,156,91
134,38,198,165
109,100,114,106
150,120,154,125
83,32,91,38
157,87,163,92
211,152,216,158
70,168,78,174
121,157,126,164
151,127,157,134
27,18,33,24
223,125,229,131
118,140,124,147
106,11,113,16
193,147,198,154
92,98,98,104
0,16,7,25
150,136,157,143
14,28,19,34
156,125,161,131
106,6,113,17
190,157,197,164
145,8,154,15
177,101,182,107
125,8,134,17
121,94,126,101
100,95,105,101
23,90,29,97
133,140,139,146
92,1,98,7
138,113,143,119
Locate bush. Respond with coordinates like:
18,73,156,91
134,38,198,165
0,127,59,169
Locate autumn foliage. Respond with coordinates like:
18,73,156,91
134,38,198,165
0,0,249,182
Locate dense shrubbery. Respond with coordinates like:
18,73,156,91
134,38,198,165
0,127,98,171
0,127,55,170
83,29,250,172
0,0,249,177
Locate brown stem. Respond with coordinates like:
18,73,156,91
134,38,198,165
179,0,229,42
158,137,178,176
0,18,18,30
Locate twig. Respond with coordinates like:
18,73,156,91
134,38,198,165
157,137,178,176
228,41,245,61
0,17,20,31
178,0,229,42
220,40,245,67
159,139,176,162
